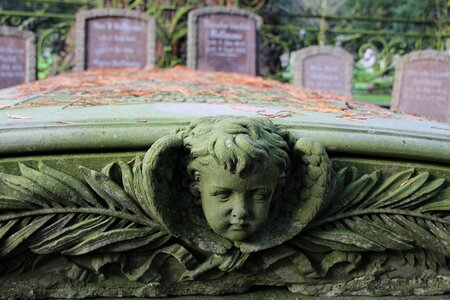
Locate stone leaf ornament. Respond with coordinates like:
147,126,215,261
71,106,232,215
0,116,449,284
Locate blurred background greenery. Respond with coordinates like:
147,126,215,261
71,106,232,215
1,0,449,106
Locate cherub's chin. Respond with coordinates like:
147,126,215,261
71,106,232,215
221,227,254,241
224,232,249,241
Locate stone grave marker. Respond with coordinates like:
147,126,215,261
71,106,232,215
392,50,450,122
75,9,156,71
0,26,35,89
187,6,262,75
292,45,354,96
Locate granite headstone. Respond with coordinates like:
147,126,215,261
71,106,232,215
292,46,354,96
187,6,262,76
75,9,156,71
392,50,450,122
0,26,35,89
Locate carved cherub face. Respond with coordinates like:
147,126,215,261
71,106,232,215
194,157,279,241
180,116,292,244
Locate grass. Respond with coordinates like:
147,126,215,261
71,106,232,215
352,91,392,107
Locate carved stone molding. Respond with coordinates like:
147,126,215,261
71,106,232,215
0,116,449,298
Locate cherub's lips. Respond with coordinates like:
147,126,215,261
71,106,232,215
228,223,249,231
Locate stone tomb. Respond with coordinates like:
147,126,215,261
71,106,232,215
0,26,35,89
292,46,354,96
75,9,156,71
392,50,450,122
1,68,450,298
187,6,262,75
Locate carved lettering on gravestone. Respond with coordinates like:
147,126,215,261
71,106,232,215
392,50,450,122
75,9,156,71
188,7,262,75
198,15,255,74
0,37,26,88
0,26,35,89
292,46,354,96
87,17,147,68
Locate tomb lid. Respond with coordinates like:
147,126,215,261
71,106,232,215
0,67,448,163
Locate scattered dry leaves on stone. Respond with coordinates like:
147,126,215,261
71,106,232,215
10,66,396,122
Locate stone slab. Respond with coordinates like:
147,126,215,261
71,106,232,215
187,6,262,75
0,26,35,89
292,46,354,96
0,68,449,163
391,50,450,122
75,8,156,71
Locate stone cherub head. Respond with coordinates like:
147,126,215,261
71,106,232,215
143,115,332,254
180,116,293,242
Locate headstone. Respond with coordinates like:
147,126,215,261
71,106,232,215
187,6,262,75
0,26,35,89
391,50,450,122
292,45,354,96
75,9,156,71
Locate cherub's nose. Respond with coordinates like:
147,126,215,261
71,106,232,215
231,195,248,220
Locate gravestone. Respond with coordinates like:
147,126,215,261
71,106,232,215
391,50,450,122
75,9,156,71
292,45,354,96
187,6,262,75
0,26,35,89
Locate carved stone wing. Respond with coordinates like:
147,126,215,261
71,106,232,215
236,138,335,253
141,135,233,254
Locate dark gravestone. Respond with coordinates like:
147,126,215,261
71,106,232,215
292,46,354,96
392,50,450,122
0,26,35,89
75,9,155,71
187,6,262,75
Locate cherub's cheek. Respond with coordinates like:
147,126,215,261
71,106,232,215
219,205,232,216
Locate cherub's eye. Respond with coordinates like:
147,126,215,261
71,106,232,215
252,193,269,202
213,190,232,201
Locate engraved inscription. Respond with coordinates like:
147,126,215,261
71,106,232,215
399,60,450,120
86,17,147,69
302,54,347,95
197,14,256,75
0,36,26,89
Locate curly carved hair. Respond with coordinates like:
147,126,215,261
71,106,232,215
177,116,294,178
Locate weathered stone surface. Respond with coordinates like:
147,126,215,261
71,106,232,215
75,9,156,71
0,151,449,298
391,50,450,122
0,26,35,89
292,46,354,96
187,6,262,75
0,68,449,298
0,68,447,163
